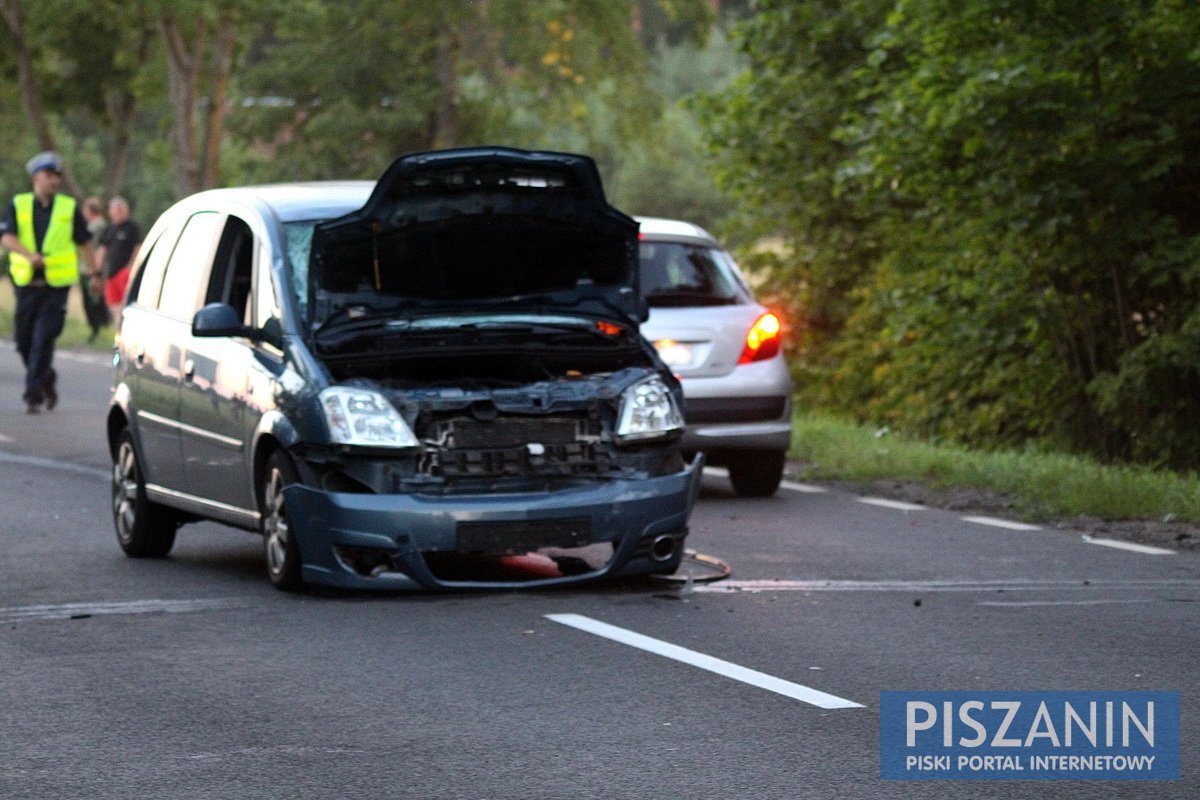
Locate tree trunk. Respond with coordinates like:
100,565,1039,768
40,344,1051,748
432,29,461,148
201,13,237,190
0,0,83,198
160,14,207,198
103,28,153,199
103,89,136,200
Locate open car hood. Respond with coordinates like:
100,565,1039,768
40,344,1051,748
309,147,644,325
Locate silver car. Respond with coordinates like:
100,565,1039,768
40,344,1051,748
636,217,792,496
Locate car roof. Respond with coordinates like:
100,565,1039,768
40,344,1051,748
185,181,375,224
634,216,719,245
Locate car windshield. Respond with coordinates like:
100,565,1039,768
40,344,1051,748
638,242,745,307
283,221,319,318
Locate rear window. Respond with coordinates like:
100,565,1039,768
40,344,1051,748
638,241,748,307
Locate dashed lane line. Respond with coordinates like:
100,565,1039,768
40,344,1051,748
546,613,863,709
857,496,926,512
977,599,1156,607
0,450,108,480
1081,535,1176,556
705,466,828,494
961,515,1042,531
782,480,828,493
54,350,113,366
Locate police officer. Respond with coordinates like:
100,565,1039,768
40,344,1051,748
0,152,95,413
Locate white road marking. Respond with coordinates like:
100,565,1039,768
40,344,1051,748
978,599,1155,607
857,496,926,511
694,578,1200,594
545,613,863,709
0,450,108,480
781,480,828,494
705,466,828,494
0,598,247,624
0,433,12,443
182,745,367,762
1081,535,1176,556
53,350,112,366
961,515,1041,531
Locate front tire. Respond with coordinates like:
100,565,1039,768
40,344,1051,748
727,450,786,497
261,450,305,591
112,430,177,557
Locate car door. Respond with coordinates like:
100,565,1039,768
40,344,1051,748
126,212,222,491
177,212,276,513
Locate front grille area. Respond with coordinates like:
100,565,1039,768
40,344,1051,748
437,418,580,449
420,415,612,479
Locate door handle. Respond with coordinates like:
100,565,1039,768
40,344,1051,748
183,358,195,381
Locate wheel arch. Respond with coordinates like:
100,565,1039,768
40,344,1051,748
107,405,130,460
250,410,302,504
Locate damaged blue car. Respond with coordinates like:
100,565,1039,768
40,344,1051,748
107,147,703,591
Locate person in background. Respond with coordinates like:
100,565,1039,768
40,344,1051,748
96,196,140,326
0,151,94,413
79,196,110,341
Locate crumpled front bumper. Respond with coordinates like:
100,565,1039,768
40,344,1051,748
282,454,704,590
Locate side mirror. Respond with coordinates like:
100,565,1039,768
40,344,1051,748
192,302,257,339
260,316,284,349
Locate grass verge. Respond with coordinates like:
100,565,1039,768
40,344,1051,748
790,412,1200,525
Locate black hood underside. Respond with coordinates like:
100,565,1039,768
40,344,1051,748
309,147,643,324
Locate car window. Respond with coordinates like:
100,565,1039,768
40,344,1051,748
254,250,282,346
638,242,745,307
283,221,316,318
204,215,255,325
131,218,185,309
159,211,223,321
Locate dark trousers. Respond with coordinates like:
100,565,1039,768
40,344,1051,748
79,273,110,333
13,284,69,403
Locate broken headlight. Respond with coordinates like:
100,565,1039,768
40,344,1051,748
615,375,684,443
320,387,419,448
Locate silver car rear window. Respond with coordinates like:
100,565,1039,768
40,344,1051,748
638,242,748,307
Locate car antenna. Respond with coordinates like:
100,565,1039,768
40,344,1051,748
371,221,382,290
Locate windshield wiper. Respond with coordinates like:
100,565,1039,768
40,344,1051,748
312,305,406,351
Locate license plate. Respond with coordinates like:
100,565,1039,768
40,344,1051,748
455,518,591,555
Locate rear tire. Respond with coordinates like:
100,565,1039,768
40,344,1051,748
727,450,786,497
111,430,177,557
261,450,305,592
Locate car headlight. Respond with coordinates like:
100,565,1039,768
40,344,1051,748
615,376,684,442
320,387,419,448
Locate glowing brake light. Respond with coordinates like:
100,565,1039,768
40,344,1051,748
737,312,782,364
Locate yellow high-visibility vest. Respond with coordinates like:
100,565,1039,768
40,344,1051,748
9,193,80,287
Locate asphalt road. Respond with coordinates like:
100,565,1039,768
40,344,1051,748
1,342,1197,799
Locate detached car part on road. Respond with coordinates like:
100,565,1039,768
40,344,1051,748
108,147,702,591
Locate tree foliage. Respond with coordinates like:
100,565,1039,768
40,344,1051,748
232,0,709,182
0,0,733,235
700,0,1200,468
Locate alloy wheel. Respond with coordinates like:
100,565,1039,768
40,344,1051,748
112,440,140,545
263,466,290,578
